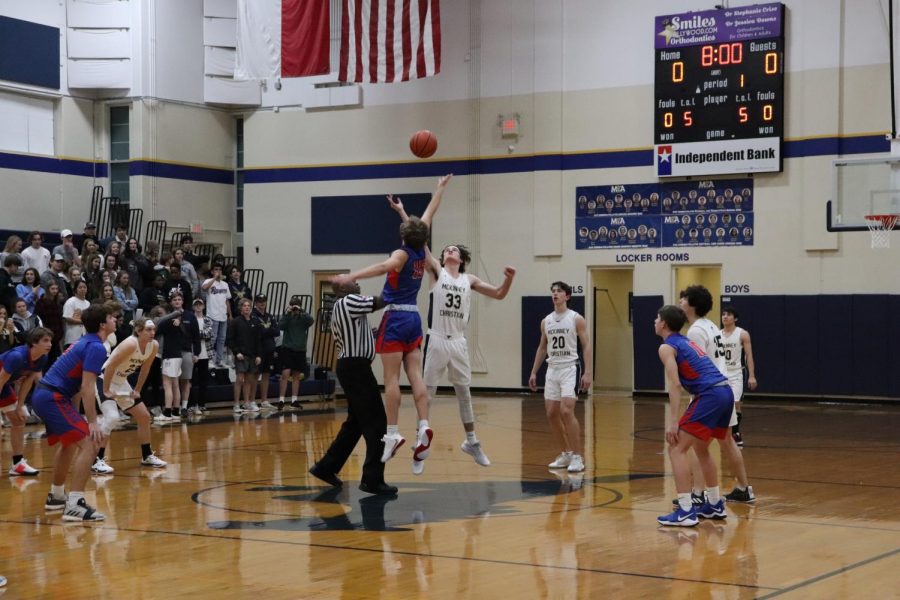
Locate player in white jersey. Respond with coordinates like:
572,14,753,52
419,243,516,474
679,286,754,504
96,317,167,469
529,282,593,474
720,305,756,449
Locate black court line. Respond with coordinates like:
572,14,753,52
756,546,900,599
0,517,776,592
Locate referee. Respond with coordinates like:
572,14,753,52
309,280,398,496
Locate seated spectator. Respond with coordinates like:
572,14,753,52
52,229,81,268
12,297,43,344
0,235,24,283
21,231,50,274
16,268,43,313
40,254,68,301
113,271,139,321
0,306,16,352
0,255,21,313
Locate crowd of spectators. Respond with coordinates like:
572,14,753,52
0,222,316,419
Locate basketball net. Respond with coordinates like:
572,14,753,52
864,214,900,249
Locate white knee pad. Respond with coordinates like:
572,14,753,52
98,400,120,435
454,385,474,424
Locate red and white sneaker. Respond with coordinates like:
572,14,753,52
8,458,39,476
413,427,434,461
380,433,405,463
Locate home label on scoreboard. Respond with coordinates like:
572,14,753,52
654,3,785,177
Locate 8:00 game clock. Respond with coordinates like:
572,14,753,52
654,3,785,177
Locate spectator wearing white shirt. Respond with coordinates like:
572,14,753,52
21,231,50,275
62,279,91,348
200,263,231,367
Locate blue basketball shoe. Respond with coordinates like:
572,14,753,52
697,498,727,520
657,505,698,527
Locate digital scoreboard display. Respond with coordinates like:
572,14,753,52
654,3,785,177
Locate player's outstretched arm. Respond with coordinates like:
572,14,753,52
470,266,516,300
387,195,410,223
420,174,453,227
333,250,408,286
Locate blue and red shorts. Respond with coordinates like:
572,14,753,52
0,384,16,410
678,384,734,441
32,387,89,447
376,311,422,354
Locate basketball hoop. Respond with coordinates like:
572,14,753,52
864,214,900,248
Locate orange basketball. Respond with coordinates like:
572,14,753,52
409,130,438,158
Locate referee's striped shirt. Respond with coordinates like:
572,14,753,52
331,293,376,360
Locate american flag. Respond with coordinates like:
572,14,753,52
338,0,441,83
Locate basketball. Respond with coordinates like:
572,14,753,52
409,129,438,158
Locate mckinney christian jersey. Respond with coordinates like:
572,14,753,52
429,269,470,336
543,309,579,367
721,326,745,378
686,318,726,375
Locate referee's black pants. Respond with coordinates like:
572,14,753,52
317,357,387,486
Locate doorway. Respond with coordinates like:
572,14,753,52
673,266,722,318
313,270,348,317
590,268,634,391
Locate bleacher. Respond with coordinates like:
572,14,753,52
2,185,336,406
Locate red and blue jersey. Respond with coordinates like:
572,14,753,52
382,245,426,305
40,333,107,397
1,345,47,383
665,333,727,394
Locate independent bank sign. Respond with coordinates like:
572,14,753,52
657,138,780,177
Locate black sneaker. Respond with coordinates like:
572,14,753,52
672,491,706,507
724,486,756,503
45,493,67,512
276,400,285,411
290,400,303,410
732,430,744,447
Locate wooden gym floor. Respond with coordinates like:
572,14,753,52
0,393,898,599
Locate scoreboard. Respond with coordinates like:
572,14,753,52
654,3,785,177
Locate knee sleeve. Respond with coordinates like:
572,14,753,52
99,400,120,435
454,385,474,424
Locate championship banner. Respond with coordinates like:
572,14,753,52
575,179,754,250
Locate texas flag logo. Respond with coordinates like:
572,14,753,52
657,145,672,176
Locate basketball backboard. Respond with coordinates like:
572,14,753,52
828,156,900,231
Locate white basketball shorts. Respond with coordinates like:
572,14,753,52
545,364,577,401
424,334,471,387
